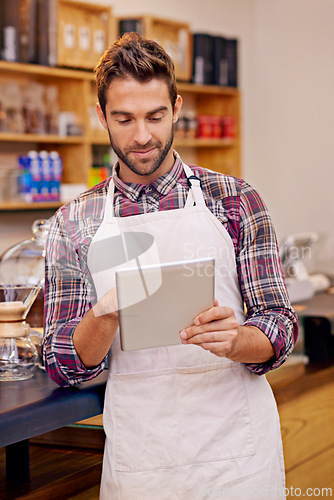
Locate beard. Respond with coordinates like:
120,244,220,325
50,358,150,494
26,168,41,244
107,125,174,178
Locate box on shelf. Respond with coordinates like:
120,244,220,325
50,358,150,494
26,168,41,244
117,15,192,82
0,0,21,63
57,0,114,69
0,0,114,68
39,0,114,69
192,32,238,87
225,38,238,88
192,33,214,86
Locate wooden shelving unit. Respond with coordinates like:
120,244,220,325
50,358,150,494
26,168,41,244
0,132,86,144
0,60,241,212
174,138,235,148
0,201,63,211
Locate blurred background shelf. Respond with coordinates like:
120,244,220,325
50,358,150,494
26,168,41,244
0,201,63,211
0,63,241,188
0,132,86,144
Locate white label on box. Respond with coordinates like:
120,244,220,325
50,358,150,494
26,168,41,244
179,29,188,47
3,27,17,61
79,26,91,51
64,24,76,49
94,30,106,54
219,60,228,86
194,57,204,84
178,29,188,71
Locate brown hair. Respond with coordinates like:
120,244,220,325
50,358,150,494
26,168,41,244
94,32,178,117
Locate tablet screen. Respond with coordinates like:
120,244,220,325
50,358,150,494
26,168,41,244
116,257,215,351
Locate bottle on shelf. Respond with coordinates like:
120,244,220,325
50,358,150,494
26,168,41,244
18,150,63,203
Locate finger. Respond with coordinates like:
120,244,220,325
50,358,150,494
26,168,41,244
181,315,239,341
193,305,234,327
180,319,225,340
181,329,236,346
181,330,222,345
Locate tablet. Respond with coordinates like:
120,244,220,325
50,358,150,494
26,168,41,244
116,257,215,351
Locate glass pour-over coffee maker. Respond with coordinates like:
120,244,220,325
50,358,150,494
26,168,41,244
0,219,51,372
0,284,41,381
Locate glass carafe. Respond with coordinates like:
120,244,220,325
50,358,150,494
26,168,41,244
0,284,41,381
0,219,51,327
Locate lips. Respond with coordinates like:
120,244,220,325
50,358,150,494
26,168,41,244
131,148,156,158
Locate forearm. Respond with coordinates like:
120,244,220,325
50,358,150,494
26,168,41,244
227,324,274,364
43,208,110,385
236,180,299,373
73,307,118,368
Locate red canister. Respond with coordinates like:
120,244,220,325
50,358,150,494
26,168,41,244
211,116,222,138
222,116,236,138
197,115,212,138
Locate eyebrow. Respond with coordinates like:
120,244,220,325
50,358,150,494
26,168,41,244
110,106,168,117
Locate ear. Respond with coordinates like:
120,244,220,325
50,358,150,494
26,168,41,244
173,95,183,124
96,103,108,130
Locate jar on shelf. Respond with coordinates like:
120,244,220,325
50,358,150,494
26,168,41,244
184,111,198,139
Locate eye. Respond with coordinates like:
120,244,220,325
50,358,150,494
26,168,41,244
118,119,131,124
149,116,163,122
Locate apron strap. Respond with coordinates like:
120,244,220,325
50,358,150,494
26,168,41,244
103,177,115,223
183,163,206,208
104,161,206,222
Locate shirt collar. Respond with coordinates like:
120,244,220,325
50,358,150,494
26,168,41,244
112,151,184,201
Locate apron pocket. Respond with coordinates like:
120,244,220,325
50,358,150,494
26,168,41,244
111,362,255,473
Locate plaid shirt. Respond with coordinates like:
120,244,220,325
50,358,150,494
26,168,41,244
43,152,298,386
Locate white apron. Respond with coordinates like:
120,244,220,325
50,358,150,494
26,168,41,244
87,163,286,500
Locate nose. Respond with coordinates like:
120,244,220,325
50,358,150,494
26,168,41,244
133,120,152,145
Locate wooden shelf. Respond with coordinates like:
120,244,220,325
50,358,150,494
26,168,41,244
89,135,109,146
174,138,235,148
0,132,86,144
89,137,236,149
0,201,63,211
178,82,238,96
0,57,241,212
0,60,93,80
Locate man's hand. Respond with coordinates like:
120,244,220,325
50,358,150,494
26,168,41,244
179,299,240,357
179,299,275,363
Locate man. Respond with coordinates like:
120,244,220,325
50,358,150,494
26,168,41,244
43,33,298,499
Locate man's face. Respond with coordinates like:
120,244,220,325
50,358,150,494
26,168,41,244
96,77,182,184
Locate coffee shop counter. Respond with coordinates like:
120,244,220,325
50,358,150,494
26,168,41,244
0,367,107,481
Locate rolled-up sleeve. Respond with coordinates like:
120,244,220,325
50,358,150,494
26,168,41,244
237,181,299,374
42,206,106,387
